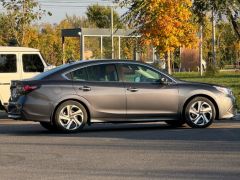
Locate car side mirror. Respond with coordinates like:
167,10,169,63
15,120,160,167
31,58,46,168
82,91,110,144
160,77,169,85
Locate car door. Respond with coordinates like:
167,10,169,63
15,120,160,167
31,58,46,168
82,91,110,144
70,63,126,121
120,63,179,120
0,53,20,105
21,53,45,80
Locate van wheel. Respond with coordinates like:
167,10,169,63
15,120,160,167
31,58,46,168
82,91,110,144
54,100,87,133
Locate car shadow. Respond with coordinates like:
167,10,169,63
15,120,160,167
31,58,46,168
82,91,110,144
0,119,240,142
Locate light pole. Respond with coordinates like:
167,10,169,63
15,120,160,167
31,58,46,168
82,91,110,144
199,25,203,76
212,9,216,66
103,0,119,59
111,5,114,59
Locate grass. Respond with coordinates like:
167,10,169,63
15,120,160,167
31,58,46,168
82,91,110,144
172,71,240,111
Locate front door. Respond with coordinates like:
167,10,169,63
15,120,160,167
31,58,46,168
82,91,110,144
120,63,179,120
71,63,126,121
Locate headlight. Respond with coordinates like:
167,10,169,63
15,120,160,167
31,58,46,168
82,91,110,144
214,86,232,95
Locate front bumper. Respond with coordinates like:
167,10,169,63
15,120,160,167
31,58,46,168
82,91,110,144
217,94,237,119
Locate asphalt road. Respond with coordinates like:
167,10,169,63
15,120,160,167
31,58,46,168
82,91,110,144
0,111,240,180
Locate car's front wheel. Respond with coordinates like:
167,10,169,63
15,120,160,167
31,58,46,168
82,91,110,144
54,101,87,133
185,97,216,128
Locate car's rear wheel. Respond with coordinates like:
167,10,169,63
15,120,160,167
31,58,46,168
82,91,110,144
54,100,87,133
40,122,56,131
165,120,185,127
185,97,216,128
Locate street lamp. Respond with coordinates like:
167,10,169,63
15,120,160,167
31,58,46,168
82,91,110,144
102,0,119,59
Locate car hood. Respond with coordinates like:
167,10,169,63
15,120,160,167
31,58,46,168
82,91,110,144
176,80,226,88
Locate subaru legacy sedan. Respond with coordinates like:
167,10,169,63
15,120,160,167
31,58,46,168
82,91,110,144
8,60,237,132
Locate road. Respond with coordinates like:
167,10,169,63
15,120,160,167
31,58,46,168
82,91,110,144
0,111,240,180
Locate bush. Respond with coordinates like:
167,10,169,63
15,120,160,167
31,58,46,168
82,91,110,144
205,63,219,77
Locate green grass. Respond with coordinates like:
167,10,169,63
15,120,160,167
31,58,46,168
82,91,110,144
172,71,240,111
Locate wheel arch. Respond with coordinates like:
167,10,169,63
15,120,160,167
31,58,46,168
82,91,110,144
51,98,91,126
182,94,219,120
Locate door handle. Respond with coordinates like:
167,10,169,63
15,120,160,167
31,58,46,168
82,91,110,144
79,86,91,91
127,87,139,92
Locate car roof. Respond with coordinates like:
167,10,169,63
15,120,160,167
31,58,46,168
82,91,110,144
32,60,151,80
67,59,149,66
0,46,39,52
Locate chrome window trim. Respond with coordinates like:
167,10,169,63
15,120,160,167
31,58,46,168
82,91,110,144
61,60,177,84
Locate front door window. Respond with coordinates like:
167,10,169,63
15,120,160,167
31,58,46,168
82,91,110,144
121,64,161,83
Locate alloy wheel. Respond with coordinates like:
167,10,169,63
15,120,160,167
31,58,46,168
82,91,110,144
58,105,84,131
189,101,213,126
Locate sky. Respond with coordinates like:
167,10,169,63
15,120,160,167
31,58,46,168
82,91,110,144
0,0,126,24
37,0,126,24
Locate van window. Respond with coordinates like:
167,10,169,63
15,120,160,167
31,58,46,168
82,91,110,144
0,54,17,73
22,54,44,72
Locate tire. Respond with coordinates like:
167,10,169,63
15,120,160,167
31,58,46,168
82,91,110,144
184,97,216,128
165,120,185,127
40,122,56,131
54,100,87,133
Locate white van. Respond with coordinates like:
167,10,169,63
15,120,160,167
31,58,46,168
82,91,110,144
0,46,52,110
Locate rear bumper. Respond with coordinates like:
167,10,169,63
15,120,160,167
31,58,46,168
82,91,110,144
8,100,52,122
8,102,26,120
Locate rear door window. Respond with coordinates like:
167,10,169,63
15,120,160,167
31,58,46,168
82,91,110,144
68,64,119,82
86,64,118,82
0,54,17,73
22,54,44,72
71,68,88,81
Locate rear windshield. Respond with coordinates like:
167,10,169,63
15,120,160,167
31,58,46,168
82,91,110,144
32,63,71,80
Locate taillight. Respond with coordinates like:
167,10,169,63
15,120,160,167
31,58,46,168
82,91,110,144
23,85,38,92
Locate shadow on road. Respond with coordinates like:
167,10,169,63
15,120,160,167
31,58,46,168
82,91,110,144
1,110,240,141
0,118,239,142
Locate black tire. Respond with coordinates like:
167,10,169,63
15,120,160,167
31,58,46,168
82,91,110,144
184,97,216,128
165,120,185,127
40,122,56,131
54,100,87,133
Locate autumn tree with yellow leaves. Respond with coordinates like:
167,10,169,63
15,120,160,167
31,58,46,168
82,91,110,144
121,0,198,74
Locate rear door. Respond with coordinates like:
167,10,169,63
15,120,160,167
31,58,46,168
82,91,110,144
70,63,126,120
0,53,20,105
120,63,179,120
20,53,45,80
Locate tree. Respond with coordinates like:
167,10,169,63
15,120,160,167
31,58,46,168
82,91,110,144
0,0,51,46
121,0,197,74
193,0,240,75
0,13,15,45
86,4,123,29
193,0,240,39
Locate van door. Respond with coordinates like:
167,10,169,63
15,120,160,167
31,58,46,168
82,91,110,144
0,53,21,105
20,53,45,80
